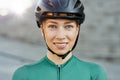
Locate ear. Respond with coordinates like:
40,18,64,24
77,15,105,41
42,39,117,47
76,25,80,30
40,25,44,36
78,25,80,30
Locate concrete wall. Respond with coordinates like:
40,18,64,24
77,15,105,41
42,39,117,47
80,0,120,58
0,0,120,59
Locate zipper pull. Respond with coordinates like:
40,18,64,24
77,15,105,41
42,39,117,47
58,64,61,71
58,64,60,68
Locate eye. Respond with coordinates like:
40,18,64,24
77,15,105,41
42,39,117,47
48,25,57,29
65,25,74,30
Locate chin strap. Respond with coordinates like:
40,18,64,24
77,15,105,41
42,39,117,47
47,28,80,59
42,27,80,59
48,47,72,59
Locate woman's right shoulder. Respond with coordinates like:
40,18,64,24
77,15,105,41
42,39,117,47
12,56,46,80
12,65,28,80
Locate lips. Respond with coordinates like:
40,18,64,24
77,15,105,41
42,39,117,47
53,42,68,49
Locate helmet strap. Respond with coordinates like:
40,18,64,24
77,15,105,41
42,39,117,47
48,47,72,59
42,25,80,59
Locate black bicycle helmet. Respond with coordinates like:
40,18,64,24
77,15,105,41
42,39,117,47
35,0,85,28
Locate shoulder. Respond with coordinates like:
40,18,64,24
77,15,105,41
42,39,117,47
73,56,105,71
73,56,107,80
12,56,46,80
25,56,47,68
12,65,28,80
72,56,101,68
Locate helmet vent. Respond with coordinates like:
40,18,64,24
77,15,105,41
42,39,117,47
43,0,54,7
37,6,41,11
58,0,68,8
48,2,54,7
74,0,81,9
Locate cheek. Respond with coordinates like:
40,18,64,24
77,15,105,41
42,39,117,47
70,30,78,39
44,30,55,41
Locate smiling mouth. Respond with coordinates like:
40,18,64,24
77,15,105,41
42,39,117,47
53,42,68,49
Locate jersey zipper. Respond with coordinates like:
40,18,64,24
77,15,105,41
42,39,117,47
58,65,61,80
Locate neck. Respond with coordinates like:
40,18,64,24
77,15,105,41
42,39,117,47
46,51,72,65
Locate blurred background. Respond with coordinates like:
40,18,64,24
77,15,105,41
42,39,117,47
0,0,120,80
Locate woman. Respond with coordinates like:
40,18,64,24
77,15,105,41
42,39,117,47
12,0,107,80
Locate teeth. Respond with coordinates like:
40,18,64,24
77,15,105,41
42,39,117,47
54,42,67,45
54,42,67,49
55,44,66,46
55,43,66,45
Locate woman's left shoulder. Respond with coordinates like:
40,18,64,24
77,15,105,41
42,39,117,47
73,56,107,80
73,56,106,75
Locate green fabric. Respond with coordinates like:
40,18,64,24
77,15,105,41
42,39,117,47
12,55,107,80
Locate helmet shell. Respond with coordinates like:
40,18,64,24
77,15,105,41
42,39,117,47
35,0,85,27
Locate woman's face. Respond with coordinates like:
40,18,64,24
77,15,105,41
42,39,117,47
41,19,79,55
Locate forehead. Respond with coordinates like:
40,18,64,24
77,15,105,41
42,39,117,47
43,18,77,24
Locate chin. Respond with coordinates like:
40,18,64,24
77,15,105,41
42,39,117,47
55,50,69,55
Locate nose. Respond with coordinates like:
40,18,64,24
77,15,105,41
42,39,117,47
56,27,66,40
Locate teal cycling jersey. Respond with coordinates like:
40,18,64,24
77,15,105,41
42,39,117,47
12,55,107,80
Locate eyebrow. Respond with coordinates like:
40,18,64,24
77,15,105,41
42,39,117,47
64,21,74,24
46,21,57,24
46,20,75,24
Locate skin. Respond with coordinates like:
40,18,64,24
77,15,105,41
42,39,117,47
40,19,80,64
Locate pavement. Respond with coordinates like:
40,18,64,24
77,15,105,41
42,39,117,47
0,36,120,80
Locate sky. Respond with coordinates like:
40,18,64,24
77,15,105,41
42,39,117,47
0,0,34,16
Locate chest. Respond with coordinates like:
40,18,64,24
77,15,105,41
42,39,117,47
29,65,91,80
